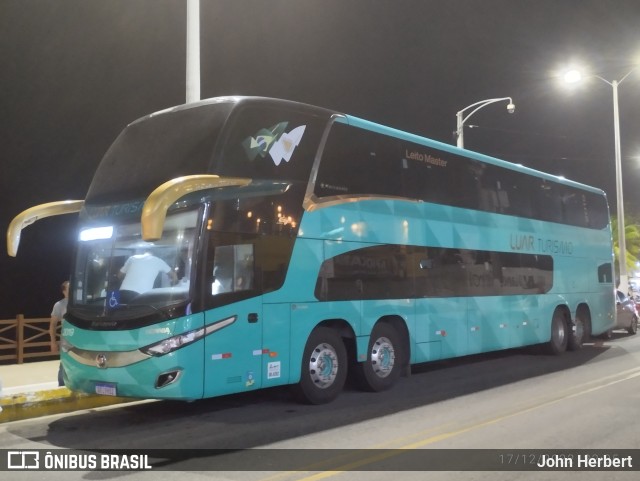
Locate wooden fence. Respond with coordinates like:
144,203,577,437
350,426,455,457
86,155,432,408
0,315,59,364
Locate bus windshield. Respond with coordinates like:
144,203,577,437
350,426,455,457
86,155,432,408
72,210,199,320
85,99,329,205
86,101,232,204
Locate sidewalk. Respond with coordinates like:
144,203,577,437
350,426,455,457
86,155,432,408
0,359,60,394
0,360,133,423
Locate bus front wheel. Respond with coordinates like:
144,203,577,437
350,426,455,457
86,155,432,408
355,323,402,392
545,309,568,355
293,326,347,405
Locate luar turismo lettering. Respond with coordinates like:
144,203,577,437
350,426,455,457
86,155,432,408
510,234,573,255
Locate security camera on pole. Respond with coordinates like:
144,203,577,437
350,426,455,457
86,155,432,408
455,97,515,149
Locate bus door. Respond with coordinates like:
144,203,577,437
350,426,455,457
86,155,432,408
202,243,263,397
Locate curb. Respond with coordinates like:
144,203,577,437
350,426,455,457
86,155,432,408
0,388,131,423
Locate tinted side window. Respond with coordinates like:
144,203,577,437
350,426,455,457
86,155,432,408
562,189,589,227
316,123,609,230
585,192,610,229
598,263,613,284
315,123,404,197
315,244,554,301
203,187,304,309
531,179,562,224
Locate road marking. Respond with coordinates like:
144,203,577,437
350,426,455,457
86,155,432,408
259,366,640,481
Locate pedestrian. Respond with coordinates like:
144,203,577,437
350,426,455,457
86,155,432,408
51,280,69,386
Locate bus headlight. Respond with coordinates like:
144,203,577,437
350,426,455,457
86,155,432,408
140,315,237,357
141,328,205,356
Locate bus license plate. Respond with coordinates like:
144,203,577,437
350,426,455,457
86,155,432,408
95,382,117,396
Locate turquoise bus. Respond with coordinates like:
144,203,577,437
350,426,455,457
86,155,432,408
7,97,615,404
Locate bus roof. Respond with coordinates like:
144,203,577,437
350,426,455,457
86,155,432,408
132,96,606,198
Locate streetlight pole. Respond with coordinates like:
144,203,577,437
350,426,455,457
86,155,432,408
612,78,627,293
564,68,637,292
186,0,201,103
455,97,515,148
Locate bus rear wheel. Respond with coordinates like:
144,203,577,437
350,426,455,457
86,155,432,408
293,326,347,405
568,309,590,350
355,323,402,392
545,309,568,355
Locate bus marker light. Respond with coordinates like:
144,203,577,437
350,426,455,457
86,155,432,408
211,353,232,360
436,330,447,337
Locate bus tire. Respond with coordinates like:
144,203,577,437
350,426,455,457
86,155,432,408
293,326,347,405
355,323,401,392
545,309,568,355
568,309,590,350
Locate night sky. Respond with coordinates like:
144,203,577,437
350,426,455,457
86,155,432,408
2,0,640,319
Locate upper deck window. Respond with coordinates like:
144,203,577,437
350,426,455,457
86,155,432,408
315,122,609,229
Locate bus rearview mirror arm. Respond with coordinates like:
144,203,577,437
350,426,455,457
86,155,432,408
141,175,251,241
7,200,84,257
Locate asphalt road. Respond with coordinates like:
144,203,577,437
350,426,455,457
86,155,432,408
2,330,639,481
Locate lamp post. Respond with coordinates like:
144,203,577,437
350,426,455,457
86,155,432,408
563,67,637,293
186,0,200,103
455,97,515,148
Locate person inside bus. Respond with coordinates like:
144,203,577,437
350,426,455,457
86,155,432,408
211,265,231,294
118,248,177,294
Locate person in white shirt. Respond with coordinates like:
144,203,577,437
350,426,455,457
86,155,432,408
119,251,176,293
51,280,69,386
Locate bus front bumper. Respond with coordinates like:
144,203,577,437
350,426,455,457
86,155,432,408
61,342,204,400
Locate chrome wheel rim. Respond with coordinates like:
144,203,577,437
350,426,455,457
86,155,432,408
370,336,395,378
308,343,339,389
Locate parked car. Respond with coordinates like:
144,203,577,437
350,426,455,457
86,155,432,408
614,289,638,335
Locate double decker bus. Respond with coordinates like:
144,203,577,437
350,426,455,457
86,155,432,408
7,97,615,404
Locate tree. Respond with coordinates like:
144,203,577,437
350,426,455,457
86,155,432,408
611,216,640,276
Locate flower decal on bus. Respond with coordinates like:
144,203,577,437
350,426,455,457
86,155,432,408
242,122,306,166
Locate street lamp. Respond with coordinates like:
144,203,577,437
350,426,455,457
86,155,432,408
563,66,638,293
455,97,515,148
